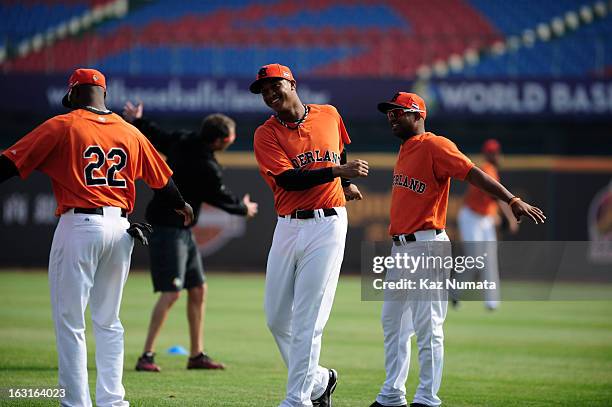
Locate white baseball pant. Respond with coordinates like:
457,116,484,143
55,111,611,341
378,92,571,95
457,206,500,309
265,207,347,407
48,207,133,407
376,230,451,407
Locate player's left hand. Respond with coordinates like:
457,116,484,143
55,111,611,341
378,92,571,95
127,222,153,245
511,200,546,224
343,184,363,201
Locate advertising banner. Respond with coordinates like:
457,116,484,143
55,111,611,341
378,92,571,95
2,75,612,119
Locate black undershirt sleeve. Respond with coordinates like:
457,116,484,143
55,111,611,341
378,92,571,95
152,177,186,209
340,149,351,187
0,155,19,184
274,147,352,191
274,167,336,191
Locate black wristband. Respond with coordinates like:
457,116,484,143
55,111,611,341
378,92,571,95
339,149,350,187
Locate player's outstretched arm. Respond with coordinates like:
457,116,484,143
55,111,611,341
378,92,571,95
465,166,546,224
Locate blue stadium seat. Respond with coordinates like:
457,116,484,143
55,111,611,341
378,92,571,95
244,5,407,30
96,45,363,76
452,15,612,78
4,0,610,79
0,3,88,43
467,0,596,36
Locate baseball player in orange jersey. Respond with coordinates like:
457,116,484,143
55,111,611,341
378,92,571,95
0,68,193,407
370,93,545,407
456,139,518,310
250,63,368,407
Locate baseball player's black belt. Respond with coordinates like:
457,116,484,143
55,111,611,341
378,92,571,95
73,207,127,218
392,229,444,243
287,208,337,219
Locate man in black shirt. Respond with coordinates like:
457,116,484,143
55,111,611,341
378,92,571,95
123,101,258,372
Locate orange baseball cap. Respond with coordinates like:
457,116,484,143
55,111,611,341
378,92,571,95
62,68,106,108
377,92,427,120
249,63,295,94
482,139,501,154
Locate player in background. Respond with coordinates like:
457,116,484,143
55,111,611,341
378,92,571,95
456,139,518,310
250,63,368,407
0,68,193,407
370,92,545,407
122,102,258,371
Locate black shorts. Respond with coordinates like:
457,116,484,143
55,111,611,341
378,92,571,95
149,225,205,292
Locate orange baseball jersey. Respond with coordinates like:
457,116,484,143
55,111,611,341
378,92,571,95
390,132,474,235
3,109,172,216
253,104,351,215
463,161,499,216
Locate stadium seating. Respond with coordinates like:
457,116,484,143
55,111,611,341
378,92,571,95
0,2,89,43
466,0,596,36
1,0,610,78
455,13,612,78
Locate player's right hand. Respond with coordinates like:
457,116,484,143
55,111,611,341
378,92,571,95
334,159,369,179
242,193,259,219
512,200,546,225
123,100,143,123
175,202,194,226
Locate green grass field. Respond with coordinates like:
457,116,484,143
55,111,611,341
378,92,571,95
1,271,611,406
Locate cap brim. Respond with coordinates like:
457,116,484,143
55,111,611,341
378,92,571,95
377,102,406,113
61,92,71,108
377,102,426,115
249,77,293,94
249,79,264,94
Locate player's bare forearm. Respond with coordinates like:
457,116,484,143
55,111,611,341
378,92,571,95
466,167,546,224
465,167,513,202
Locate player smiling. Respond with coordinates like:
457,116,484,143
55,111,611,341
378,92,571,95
251,63,367,407
370,92,545,407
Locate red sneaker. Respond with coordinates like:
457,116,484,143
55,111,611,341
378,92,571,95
135,352,161,372
187,352,225,370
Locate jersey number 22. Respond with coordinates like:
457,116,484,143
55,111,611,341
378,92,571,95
83,145,127,188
